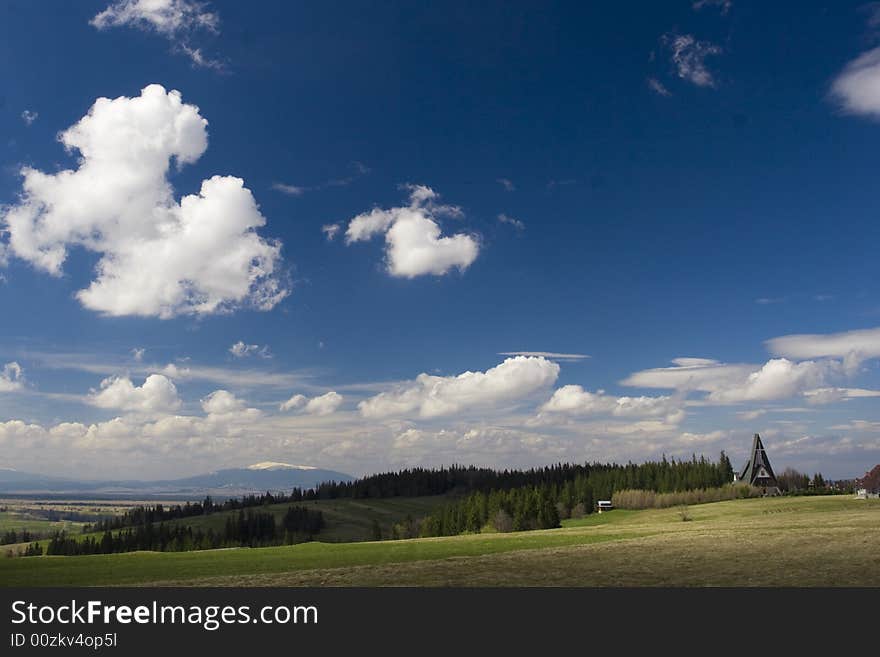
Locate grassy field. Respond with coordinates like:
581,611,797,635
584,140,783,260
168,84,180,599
1,495,878,587
0,511,86,536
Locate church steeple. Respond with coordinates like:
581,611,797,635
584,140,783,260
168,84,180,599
739,433,779,493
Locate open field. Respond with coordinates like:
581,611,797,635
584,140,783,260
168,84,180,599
1,495,878,587
0,511,86,536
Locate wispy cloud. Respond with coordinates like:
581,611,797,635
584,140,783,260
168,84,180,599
647,78,671,97
498,351,590,362
272,162,370,197
91,0,223,69
546,179,576,189
661,33,722,88
229,341,272,359
271,183,307,196
692,0,732,15
20,110,38,126
496,178,516,192
497,213,525,231
322,224,341,241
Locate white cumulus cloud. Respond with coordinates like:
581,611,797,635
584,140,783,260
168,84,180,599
201,389,247,415
303,391,343,416
342,185,479,278
1,84,287,318
279,391,343,415
89,374,182,413
539,385,681,419
359,356,559,419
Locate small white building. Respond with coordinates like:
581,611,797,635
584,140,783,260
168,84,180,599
597,500,613,513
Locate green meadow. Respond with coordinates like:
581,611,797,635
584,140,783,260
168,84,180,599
1,495,878,587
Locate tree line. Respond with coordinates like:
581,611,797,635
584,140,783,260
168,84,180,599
303,453,735,502
86,492,314,533
38,506,324,557
2,529,38,545
417,454,736,537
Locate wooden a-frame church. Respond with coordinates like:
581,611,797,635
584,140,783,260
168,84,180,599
736,433,780,495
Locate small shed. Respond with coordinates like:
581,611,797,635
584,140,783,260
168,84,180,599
597,500,613,513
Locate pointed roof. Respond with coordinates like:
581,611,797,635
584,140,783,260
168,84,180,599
858,464,880,491
739,433,778,486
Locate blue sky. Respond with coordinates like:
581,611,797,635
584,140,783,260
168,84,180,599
1,0,879,479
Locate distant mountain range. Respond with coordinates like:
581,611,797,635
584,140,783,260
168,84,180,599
0,462,354,499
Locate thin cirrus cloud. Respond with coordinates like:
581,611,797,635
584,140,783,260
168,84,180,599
280,391,343,415
273,162,370,197
90,0,223,69
341,184,480,278
359,356,559,419
20,110,38,126
661,33,722,88
0,84,288,319
498,351,589,362
803,387,880,405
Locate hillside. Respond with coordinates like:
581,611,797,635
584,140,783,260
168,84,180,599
1,495,446,553
2,495,878,587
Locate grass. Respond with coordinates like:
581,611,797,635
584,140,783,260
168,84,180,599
0,511,86,536
2,495,878,587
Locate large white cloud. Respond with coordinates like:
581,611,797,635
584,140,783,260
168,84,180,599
0,363,24,392
343,185,479,278
89,374,182,413
1,84,287,318
831,47,880,118
359,356,559,419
